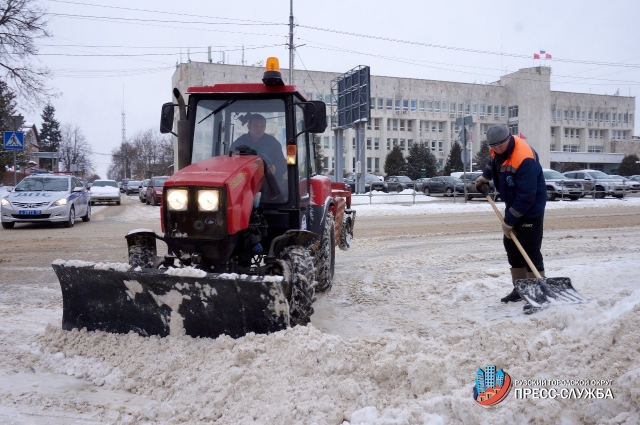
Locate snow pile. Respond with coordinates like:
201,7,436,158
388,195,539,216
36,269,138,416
31,292,640,424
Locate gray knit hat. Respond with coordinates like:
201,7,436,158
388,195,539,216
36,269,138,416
486,125,510,147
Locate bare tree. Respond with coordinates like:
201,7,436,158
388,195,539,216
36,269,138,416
58,123,93,176
0,0,52,106
108,129,173,180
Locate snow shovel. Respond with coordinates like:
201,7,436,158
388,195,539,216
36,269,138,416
486,195,586,314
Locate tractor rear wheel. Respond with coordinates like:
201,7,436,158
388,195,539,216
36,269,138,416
280,246,316,326
315,213,335,292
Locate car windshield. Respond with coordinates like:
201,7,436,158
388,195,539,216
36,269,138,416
92,181,118,188
14,177,68,192
587,171,610,179
543,170,565,179
397,176,412,182
441,176,462,183
154,177,168,186
128,181,142,186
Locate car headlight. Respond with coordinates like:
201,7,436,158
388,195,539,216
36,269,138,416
198,189,220,212
166,189,188,211
52,197,68,206
554,182,563,186
1,198,9,206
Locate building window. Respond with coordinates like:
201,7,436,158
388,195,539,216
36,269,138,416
400,138,406,149
582,111,585,122
564,110,568,121
370,97,375,109
450,103,456,114
395,99,401,111
387,119,391,131
387,138,391,150
501,106,506,117
472,104,477,115
551,109,555,120
400,120,405,131
430,140,437,152
431,122,437,132
374,137,380,150
410,100,416,112
550,144,556,151
438,122,444,133
458,103,463,116
374,118,380,130
509,125,518,135
323,137,330,149
392,119,398,131
435,101,440,113
375,158,380,173
565,128,569,138
403,99,409,112
551,128,555,137
366,138,372,149
427,101,433,112
408,139,413,149
556,110,561,120
366,120,372,130
480,104,486,117
386,98,393,110
407,120,413,132
588,145,604,153
563,145,579,152
441,102,447,114
377,98,384,109
393,138,398,147
509,106,519,119
419,100,425,112
465,104,471,115
588,112,592,123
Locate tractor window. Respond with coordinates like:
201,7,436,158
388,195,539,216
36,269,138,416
295,104,309,198
193,98,289,202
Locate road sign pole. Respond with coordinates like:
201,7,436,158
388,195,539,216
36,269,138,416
13,151,17,185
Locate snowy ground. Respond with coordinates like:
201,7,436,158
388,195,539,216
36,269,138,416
1,192,639,424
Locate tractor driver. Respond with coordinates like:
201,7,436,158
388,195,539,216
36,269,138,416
230,113,287,199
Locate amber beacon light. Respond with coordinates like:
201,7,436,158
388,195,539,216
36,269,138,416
262,57,284,86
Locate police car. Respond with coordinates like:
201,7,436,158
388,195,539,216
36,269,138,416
1,174,91,229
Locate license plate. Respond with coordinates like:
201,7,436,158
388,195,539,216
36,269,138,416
18,210,41,215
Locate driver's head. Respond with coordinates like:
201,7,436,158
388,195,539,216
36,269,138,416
247,114,267,141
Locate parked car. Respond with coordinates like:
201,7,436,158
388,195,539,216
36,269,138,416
382,176,414,192
138,179,151,203
413,178,431,192
463,178,499,200
344,173,383,193
423,176,465,196
1,174,91,229
542,169,584,201
608,175,640,193
628,175,640,183
90,179,121,205
146,176,169,205
119,178,132,193
562,170,627,198
124,180,142,195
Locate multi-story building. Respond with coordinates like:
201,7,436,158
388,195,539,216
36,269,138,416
172,62,636,175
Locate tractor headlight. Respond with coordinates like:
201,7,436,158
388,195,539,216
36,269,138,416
198,189,220,212
167,189,188,211
52,197,67,206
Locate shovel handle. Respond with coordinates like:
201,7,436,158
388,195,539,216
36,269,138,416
486,195,542,279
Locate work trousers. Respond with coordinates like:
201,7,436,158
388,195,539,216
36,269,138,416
503,214,544,272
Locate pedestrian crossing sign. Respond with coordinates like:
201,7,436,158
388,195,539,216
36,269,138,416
3,131,24,150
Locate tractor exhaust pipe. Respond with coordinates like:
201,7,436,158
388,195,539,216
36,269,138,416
173,88,191,171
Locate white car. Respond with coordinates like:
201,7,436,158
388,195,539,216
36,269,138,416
90,179,121,205
1,174,91,229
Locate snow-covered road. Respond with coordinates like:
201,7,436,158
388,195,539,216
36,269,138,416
1,193,639,424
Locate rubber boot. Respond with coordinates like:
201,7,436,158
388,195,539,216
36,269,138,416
501,267,527,303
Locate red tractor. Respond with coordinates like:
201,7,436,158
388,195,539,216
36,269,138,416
53,58,355,339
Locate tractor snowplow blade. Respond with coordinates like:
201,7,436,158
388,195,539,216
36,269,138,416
52,260,289,339
515,277,586,314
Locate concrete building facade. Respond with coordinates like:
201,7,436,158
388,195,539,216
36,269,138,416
171,62,636,176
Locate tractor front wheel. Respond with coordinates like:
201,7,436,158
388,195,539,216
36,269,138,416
314,213,335,292
280,246,316,326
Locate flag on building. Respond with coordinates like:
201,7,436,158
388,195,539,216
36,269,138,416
519,132,527,140
534,53,540,59
545,53,552,59
540,50,546,54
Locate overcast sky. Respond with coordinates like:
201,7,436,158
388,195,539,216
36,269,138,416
30,0,640,178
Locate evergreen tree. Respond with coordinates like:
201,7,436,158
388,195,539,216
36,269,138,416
618,154,640,176
39,103,62,171
406,143,438,179
444,142,464,175
0,79,21,180
383,146,407,177
473,141,491,172
561,162,582,173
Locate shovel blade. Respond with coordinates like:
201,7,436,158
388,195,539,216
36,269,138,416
515,277,586,313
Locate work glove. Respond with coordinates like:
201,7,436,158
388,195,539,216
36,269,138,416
475,176,491,195
502,222,516,239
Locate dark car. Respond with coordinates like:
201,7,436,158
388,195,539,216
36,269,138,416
146,176,169,205
383,176,414,193
423,176,465,196
344,173,383,193
138,179,151,203
120,178,132,193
